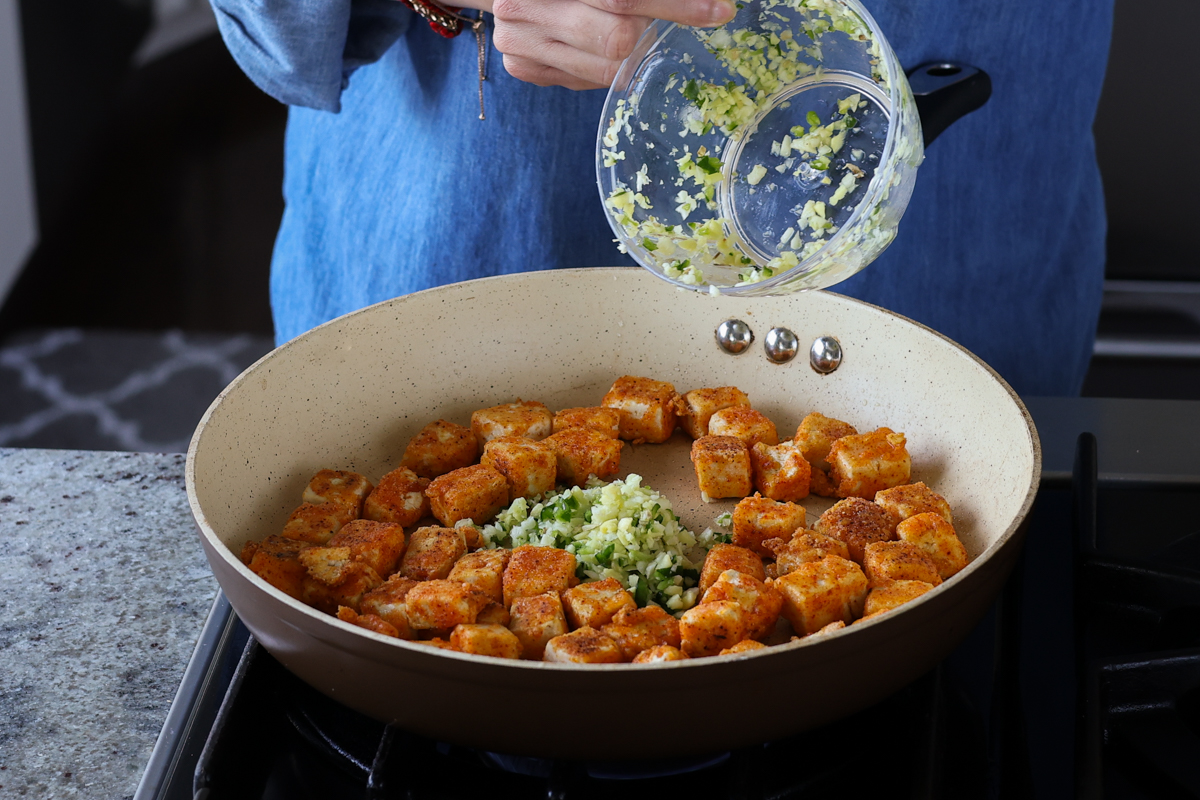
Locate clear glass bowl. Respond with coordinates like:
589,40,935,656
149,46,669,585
596,0,923,296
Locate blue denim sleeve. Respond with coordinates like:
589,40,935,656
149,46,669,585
209,0,411,112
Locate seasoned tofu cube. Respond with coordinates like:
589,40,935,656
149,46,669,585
303,469,374,514
471,400,553,446
363,467,431,526
874,482,953,525
720,639,768,656
808,468,839,498
793,412,858,468
241,534,308,600
774,530,850,576
805,620,847,640
676,387,751,439
600,605,682,661
862,540,943,588
774,556,869,635
552,406,621,439
481,436,557,499
544,427,623,487
328,519,407,577
543,627,624,663
896,513,968,580
447,548,511,603
502,545,577,607
476,601,510,626
815,497,898,564
449,623,523,659
828,428,911,499
336,606,400,638
425,464,509,527
732,494,806,557
401,419,478,479
601,375,679,444
403,579,491,629
458,523,485,551
360,574,419,638
708,407,779,449
561,577,636,629
699,543,766,594
690,436,752,502
750,441,812,502
862,580,935,619
509,592,570,659
298,547,383,613
399,526,467,580
701,570,783,640
680,600,748,658
632,645,689,663
412,638,458,651
281,502,357,545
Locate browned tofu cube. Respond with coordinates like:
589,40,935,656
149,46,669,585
298,547,384,614
401,419,479,479
815,497,898,564
481,436,557,499
690,436,752,502
699,543,766,594
828,428,911,499
808,468,839,498
425,464,509,527
399,526,467,580
561,577,636,629
281,502,357,545
751,441,812,502
732,494,807,557
363,467,430,526
543,627,624,663
476,601,511,626
471,400,554,446
708,407,779,449
600,605,682,661
720,639,768,656
680,600,748,658
700,570,783,640
874,482,953,525
601,375,679,444
552,406,621,439
360,574,419,638
544,427,623,487
403,579,491,629
677,387,751,439
328,519,407,577
303,469,373,513
806,620,847,640
509,592,569,659
449,623,523,659
862,540,943,588
241,534,308,600
774,556,869,635
862,579,935,619
447,548,511,603
632,645,689,663
793,412,858,468
774,530,850,576
502,545,577,607
896,513,968,580
336,606,399,638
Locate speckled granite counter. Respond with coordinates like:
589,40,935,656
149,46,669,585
0,449,217,799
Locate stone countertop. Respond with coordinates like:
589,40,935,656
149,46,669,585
0,448,217,800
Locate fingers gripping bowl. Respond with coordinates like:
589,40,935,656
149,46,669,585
187,268,1039,759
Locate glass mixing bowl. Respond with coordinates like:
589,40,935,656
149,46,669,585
596,0,923,296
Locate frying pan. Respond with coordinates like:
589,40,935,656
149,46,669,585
187,267,1039,759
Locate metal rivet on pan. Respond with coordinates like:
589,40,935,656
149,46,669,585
764,327,799,363
715,319,754,355
809,336,843,374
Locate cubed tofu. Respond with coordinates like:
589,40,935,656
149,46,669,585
303,469,374,513
808,468,839,498
336,606,400,638
774,555,869,635
412,638,458,651
404,579,491,629
281,502,357,545
543,427,623,487
690,436,752,502
476,601,511,626
732,494,807,557
399,526,467,580
720,639,768,656
601,375,679,444
363,467,431,526
401,419,479,479
543,627,624,663
862,580,935,619
700,570,783,640
708,407,779,449
360,574,419,638
471,400,554,447
509,592,570,659
447,548,511,603
241,534,308,599
699,543,766,594
481,436,558,499
561,577,636,629
425,464,509,527
449,623,523,659
298,547,383,614
874,482,953,525
815,497,898,564
677,387,751,439
896,513,968,580
328,519,407,577
502,545,577,607
552,407,621,439
793,412,858,468
601,605,682,661
862,540,943,588
632,645,689,663
827,428,911,499
680,600,748,658
806,620,846,640
774,530,850,576
751,441,812,502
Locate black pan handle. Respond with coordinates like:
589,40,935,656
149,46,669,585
905,62,992,147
